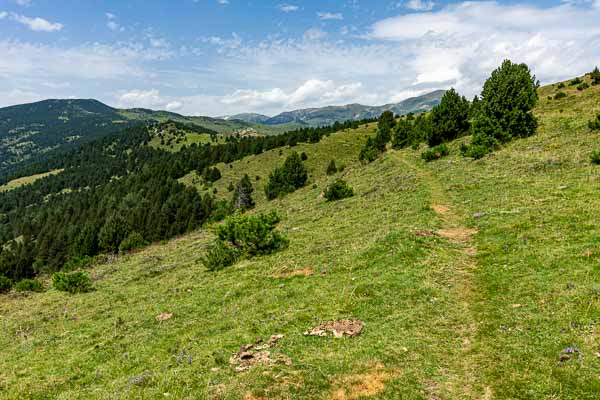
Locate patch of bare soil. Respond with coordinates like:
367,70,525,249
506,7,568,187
155,312,173,322
304,319,364,338
414,229,436,237
229,335,291,373
331,364,393,400
432,204,450,215
436,227,478,243
273,268,314,279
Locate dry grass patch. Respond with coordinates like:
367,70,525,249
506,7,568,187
330,364,395,400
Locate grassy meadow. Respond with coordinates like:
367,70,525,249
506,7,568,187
0,76,599,399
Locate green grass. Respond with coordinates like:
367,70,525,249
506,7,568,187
1,78,600,399
0,169,64,192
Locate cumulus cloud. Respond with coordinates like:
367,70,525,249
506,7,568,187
221,79,363,111
0,12,63,32
116,89,183,111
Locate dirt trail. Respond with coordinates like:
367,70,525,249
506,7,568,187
398,154,491,399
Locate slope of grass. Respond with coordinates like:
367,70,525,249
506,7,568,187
1,78,599,399
0,169,64,192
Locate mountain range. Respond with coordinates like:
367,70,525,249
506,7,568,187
226,90,445,126
0,90,444,176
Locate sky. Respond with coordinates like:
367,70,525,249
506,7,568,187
0,0,599,117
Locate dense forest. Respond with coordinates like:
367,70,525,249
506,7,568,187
0,118,374,282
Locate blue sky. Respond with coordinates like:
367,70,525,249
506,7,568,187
0,0,599,116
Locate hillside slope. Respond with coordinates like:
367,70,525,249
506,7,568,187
0,78,599,399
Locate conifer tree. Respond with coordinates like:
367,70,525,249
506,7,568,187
232,174,255,211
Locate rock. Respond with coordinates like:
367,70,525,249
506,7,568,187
473,212,486,219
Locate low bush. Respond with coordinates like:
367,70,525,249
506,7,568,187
588,114,600,130
265,152,308,200
591,150,600,165
201,240,240,271
326,160,338,175
460,143,490,160
14,279,45,293
577,82,590,91
201,212,288,271
569,77,583,86
557,82,565,89
324,180,354,201
554,91,567,100
300,152,308,161
421,144,449,162
63,255,95,271
0,275,12,294
52,271,93,294
119,232,148,253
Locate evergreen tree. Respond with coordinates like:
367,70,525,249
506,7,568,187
471,60,539,149
427,88,470,146
232,174,255,211
591,67,600,85
392,118,414,149
282,152,308,189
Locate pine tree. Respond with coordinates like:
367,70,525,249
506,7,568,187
232,174,255,211
427,88,470,147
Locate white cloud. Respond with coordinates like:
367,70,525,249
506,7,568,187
317,12,343,20
221,79,364,111
12,0,32,6
303,27,327,40
105,12,124,32
116,89,185,111
405,0,435,11
218,0,229,4
5,13,63,32
278,4,299,12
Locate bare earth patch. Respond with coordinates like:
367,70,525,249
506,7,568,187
432,204,450,215
304,319,364,338
331,364,393,400
229,334,291,373
436,228,478,243
273,267,314,279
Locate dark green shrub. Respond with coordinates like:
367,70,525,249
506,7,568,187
554,91,567,100
557,82,565,89
324,180,354,201
200,240,240,271
15,279,44,293
202,212,288,270
591,150,600,165
577,82,590,91
0,275,12,294
52,271,93,294
227,182,235,192
460,143,490,159
265,152,307,200
421,144,449,162
467,60,539,156
326,160,338,175
300,152,308,161
232,174,255,211
119,232,148,253
569,77,583,86
427,88,470,146
204,167,222,183
589,114,600,130
63,255,94,271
